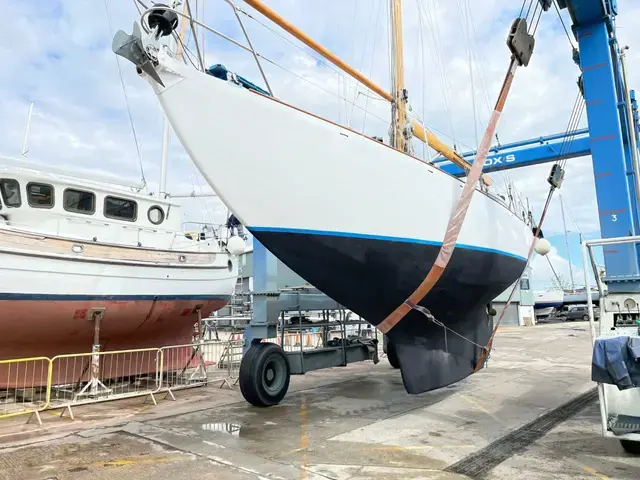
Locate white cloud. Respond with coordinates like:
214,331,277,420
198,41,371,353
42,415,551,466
2,0,640,290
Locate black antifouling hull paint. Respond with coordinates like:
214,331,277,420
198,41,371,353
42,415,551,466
250,230,527,394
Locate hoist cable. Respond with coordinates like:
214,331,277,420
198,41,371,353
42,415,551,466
518,0,528,18
524,0,536,22
554,0,576,49
474,186,556,371
528,1,540,33
531,8,544,36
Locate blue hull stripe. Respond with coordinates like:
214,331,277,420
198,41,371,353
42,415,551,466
248,226,528,262
0,294,231,301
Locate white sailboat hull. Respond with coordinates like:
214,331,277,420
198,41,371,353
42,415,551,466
143,51,532,393
153,54,530,259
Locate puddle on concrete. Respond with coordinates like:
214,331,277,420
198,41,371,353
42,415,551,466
201,423,242,436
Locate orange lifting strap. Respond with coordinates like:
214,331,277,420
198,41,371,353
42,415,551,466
377,58,520,336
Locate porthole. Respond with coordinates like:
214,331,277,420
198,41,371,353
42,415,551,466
147,205,165,225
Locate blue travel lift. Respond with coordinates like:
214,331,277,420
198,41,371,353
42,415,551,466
238,3,640,449
438,0,640,454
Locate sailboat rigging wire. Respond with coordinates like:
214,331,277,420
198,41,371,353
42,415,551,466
175,34,201,69
418,0,459,150
260,56,393,129
456,0,480,149
546,254,564,289
350,0,377,126
184,0,205,70
104,0,147,189
363,0,384,134
465,0,493,117
238,9,349,82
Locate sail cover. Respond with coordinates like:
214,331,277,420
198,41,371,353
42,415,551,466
206,64,271,97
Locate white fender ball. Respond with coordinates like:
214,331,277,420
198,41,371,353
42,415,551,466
226,236,246,256
534,238,551,256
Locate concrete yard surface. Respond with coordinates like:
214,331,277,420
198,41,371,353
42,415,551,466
1,322,639,479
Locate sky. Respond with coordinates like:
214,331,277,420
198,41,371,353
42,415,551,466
1,0,639,292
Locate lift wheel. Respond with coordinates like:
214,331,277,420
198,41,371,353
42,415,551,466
239,342,291,407
384,335,401,369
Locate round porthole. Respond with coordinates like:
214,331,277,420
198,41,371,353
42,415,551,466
148,205,165,225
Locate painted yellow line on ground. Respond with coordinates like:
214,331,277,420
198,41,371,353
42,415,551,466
366,445,475,451
299,394,309,480
459,394,505,425
562,456,611,480
581,464,611,480
97,456,181,467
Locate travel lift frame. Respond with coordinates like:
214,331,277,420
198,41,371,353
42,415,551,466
240,0,640,421
436,0,640,453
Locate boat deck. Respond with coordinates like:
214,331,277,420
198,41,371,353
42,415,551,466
1,322,639,479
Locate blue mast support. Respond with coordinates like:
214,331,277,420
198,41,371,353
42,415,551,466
563,0,640,289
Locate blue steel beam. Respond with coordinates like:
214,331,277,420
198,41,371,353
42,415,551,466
434,130,590,176
564,0,640,287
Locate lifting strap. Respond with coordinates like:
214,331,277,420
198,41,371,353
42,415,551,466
377,16,540,335
377,57,520,335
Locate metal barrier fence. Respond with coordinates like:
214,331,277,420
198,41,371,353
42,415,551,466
0,326,377,424
49,348,161,420
0,357,52,425
158,340,243,398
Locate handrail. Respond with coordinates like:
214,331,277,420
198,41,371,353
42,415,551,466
138,2,492,186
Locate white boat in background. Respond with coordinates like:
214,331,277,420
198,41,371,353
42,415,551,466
0,156,239,385
112,2,535,396
534,290,564,319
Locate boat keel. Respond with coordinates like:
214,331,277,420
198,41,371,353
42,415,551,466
387,304,491,394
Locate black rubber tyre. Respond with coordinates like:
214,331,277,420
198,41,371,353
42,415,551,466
386,339,401,369
620,440,640,455
582,314,589,322
239,342,290,407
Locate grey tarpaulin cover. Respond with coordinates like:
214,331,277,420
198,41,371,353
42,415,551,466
592,336,640,390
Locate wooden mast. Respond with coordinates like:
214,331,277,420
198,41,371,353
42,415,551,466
240,0,491,185
390,0,406,152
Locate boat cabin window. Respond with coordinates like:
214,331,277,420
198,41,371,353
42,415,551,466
27,183,54,208
104,196,137,222
64,188,96,215
147,205,165,225
0,179,21,207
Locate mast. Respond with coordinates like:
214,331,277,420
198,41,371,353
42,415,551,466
559,194,576,292
21,101,35,158
240,0,491,184
389,0,406,152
